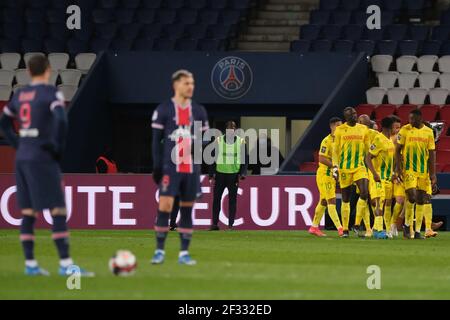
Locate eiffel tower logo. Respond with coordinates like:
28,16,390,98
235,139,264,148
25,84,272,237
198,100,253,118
221,65,242,91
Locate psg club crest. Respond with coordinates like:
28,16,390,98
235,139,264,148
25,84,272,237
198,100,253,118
211,56,253,100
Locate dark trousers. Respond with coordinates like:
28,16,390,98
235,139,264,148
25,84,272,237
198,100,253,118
212,172,239,227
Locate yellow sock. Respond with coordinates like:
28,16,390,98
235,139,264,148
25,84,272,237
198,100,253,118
327,204,342,229
375,216,384,231
356,198,367,228
384,204,392,230
391,202,402,226
424,203,432,231
362,205,371,231
415,204,424,232
405,201,415,227
312,202,327,227
341,201,350,230
355,202,364,227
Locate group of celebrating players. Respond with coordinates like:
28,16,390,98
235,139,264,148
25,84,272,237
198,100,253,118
309,106,440,239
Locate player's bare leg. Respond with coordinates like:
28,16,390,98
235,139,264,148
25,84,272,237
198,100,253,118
151,195,174,264
178,201,196,265
51,207,94,276
21,209,49,276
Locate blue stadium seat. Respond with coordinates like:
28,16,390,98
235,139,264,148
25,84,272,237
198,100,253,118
364,28,385,41
321,25,342,40
354,39,376,56
3,0,25,8
163,24,186,39
133,38,154,51
72,24,94,41
95,23,118,40
187,0,207,9
44,39,66,53
122,0,141,9
405,0,425,16
47,9,66,23
117,23,142,40
208,24,230,39
221,10,241,25
420,40,441,55
116,9,135,24
311,39,332,52
67,38,89,57
2,23,24,40
398,40,419,56
90,38,111,53
185,24,208,39
440,41,450,56
362,0,383,9
22,39,44,52
342,25,363,41
199,10,220,24
380,11,395,27
386,24,408,40
377,40,397,55
176,38,198,50
153,38,176,51
208,0,227,9
178,9,198,24
300,25,321,40
26,23,48,40
320,0,339,10
0,39,21,53
167,0,185,9
110,38,133,51
99,0,119,9
351,11,367,25
432,26,450,40
2,9,23,23
331,11,352,25
340,0,360,11
198,39,223,51
141,0,163,9
442,10,450,25
136,9,156,24
310,10,330,25
92,9,114,24
48,23,69,40
28,0,50,8
290,40,310,53
140,24,163,39
334,40,354,53
25,9,46,23
383,0,402,11
50,0,71,9
229,0,250,10
408,25,430,41
156,9,177,24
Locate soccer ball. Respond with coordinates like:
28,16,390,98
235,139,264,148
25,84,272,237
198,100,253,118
109,250,137,276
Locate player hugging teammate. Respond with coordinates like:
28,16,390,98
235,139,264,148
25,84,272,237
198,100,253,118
310,107,439,240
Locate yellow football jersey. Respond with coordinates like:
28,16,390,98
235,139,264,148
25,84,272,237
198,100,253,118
368,128,379,144
369,133,395,181
397,124,435,175
317,134,334,176
332,123,370,171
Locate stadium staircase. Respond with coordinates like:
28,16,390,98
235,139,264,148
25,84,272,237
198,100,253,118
237,0,319,51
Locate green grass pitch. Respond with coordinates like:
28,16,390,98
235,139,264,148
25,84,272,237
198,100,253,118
1,229,450,300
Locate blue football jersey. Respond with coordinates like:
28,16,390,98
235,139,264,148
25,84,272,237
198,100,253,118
3,83,66,161
151,99,209,174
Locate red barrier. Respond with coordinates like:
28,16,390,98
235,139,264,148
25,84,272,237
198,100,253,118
0,174,320,230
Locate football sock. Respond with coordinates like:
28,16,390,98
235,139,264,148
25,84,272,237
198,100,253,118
424,203,433,231
374,216,383,231
179,206,193,252
415,204,424,233
363,205,371,231
384,204,392,230
405,201,415,227
356,198,367,229
20,215,36,262
52,215,70,260
391,202,402,226
312,202,327,227
155,210,170,251
341,201,350,230
327,204,342,229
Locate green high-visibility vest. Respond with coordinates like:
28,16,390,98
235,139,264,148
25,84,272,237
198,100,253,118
216,135,243,174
